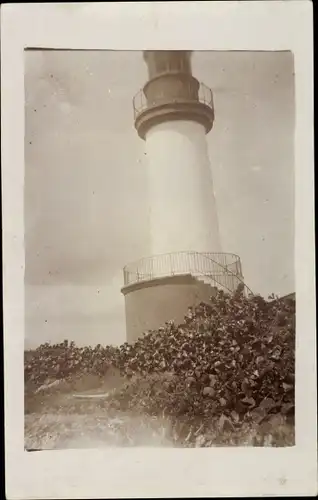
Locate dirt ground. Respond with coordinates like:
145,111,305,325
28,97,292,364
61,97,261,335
25,369,176,449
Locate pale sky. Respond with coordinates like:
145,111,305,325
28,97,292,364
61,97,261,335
24,50,295,348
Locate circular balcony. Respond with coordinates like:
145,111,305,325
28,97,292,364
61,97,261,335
122,251,252,296
133,81,215,139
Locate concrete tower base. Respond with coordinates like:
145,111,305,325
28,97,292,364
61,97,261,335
121,274,217,344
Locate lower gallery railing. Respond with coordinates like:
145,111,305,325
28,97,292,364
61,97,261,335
123,251,251,295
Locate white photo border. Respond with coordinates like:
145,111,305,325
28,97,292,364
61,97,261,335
2,2,316,498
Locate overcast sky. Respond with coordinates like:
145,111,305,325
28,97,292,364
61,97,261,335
24,50,295,348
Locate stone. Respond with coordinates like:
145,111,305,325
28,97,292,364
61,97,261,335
202,386,215,397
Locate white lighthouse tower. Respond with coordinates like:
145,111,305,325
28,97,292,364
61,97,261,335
138,51,221,257
122,51,247,343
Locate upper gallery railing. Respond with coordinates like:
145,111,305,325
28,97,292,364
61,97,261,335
133,81,214,121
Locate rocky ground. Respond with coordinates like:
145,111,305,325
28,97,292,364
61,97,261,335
25,289,295,449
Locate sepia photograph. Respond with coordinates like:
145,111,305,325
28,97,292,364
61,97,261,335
2,2,315,498
24,49,296,450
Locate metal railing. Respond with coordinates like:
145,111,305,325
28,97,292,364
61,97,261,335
123,251,252,295
133,81,214,121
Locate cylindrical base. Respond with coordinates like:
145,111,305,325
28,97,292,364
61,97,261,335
122,274,217,344
145,120,221,260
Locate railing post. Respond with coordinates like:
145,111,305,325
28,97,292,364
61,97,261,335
170,253,174,275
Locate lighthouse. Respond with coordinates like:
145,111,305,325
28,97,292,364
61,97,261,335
122,51,247,343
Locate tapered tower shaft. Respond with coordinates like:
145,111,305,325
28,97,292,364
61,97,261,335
134,50,221,255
